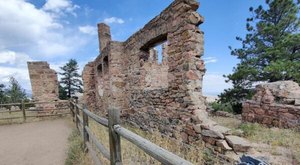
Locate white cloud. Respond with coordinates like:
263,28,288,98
0,50,32,91
79,25,97,35
0,0,61,50
0,51,32,67
0,0,89,95
0,66,31,91
203,73,232,96
0,0,86,58
104,17,125,24
203,57,217,64
43,0,79,16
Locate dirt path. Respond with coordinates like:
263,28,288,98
0,119,72,165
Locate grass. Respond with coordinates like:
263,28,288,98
65,129,91,165
0,111,39,125
212,116,300,164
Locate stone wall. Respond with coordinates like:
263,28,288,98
27,61,59,109
27,61,59,102
242,81,300,128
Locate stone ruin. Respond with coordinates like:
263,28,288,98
83,0,252,153
242,81,300,128
27,61,59,109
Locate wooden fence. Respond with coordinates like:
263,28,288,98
0,100,70,121
70,100,193,165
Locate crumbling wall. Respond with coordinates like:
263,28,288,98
82,62,97,111
27,61,59,109
242,81,300,128
82,0,253,153
82,0,207,143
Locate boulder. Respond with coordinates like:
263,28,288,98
295,99,300,106
212,125,231,135
254,81,300,105
193,124,201,133
201,129,224,139
216,140,232,151
225,135,251,152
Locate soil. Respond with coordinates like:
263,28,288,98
0,119,72,165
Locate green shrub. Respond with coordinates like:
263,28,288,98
209,102,234,113
238,123,262,137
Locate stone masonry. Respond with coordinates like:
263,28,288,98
242,81,300,128
83,0,251,153
27,62,59,109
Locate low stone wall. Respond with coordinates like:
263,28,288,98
242,100,300,128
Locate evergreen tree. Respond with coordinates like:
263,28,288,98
0,84,7,104
58,84,68,100
220,0,300,113
59,59,83,98
6,77,27,103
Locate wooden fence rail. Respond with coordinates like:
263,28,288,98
70,100,193,165
0,100,70,121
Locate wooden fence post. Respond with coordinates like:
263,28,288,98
21,100,26,121
108,107,122,165
75,99,79,129
83,105,89,152
69,99,75,122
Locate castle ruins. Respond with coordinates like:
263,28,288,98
82,0,252,153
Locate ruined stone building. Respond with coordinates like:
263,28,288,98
27,61,59,104
83,0,206,143
82,0,251,152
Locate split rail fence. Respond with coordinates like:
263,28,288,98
69,100,193,165
0,100,70,122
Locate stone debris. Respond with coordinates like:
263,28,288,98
225,135,251,152
242,81,300,128
212,125,231,135
201,129,224,139
193,124,201,133
216,140,232,151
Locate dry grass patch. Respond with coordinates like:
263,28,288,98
0,110,70,125
0,111,39,125
65,129,91,165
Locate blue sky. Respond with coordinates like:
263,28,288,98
0,0,264,96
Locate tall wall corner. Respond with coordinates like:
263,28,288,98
27,61,59,103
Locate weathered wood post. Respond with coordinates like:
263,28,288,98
82,105,89,152
21,100,26,121
108,107,122,165
75,99,79,129
69,99,75,122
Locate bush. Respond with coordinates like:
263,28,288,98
238,123,262,137
209,102,234,113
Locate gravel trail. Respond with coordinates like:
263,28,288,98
0,119,72,165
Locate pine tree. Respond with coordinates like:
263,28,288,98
58,84,68,100
6,77,27,103
220,0,300,113
59,59,83,98
0,84,7,104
